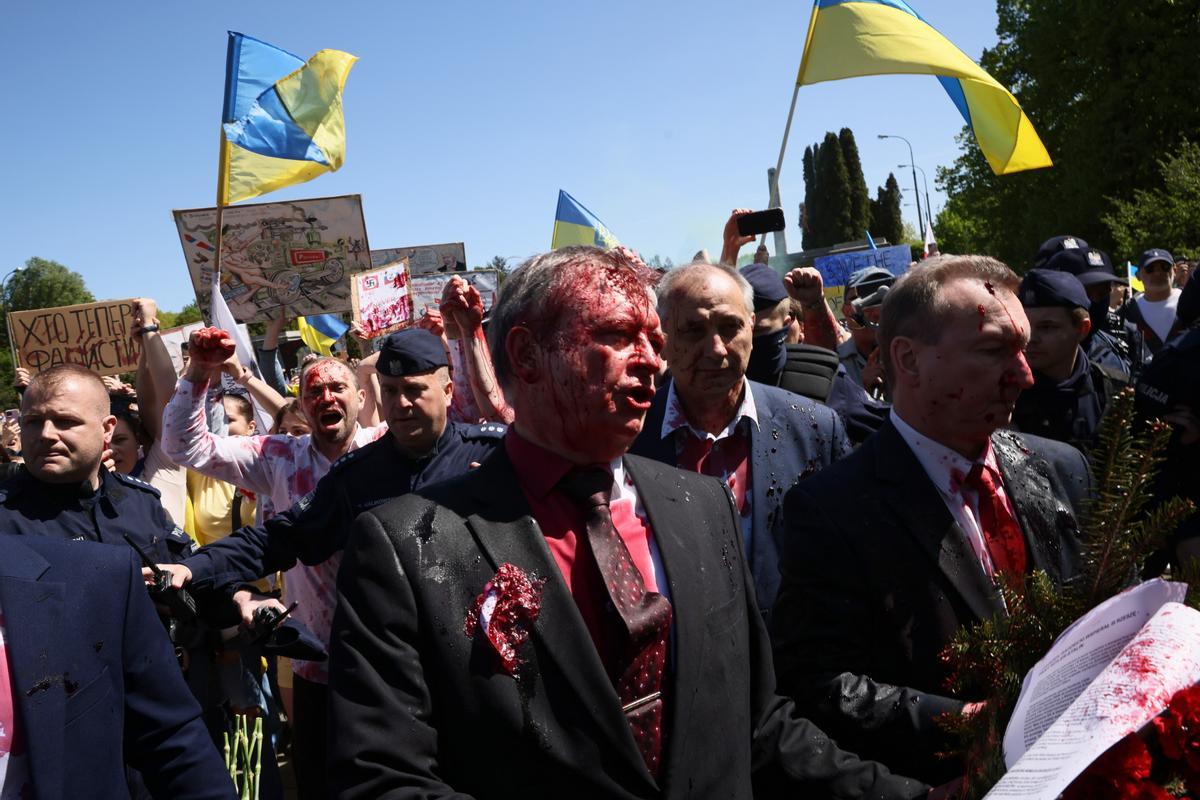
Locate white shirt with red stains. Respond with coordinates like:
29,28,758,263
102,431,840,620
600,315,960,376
890,409,1019,579
162,376,387,683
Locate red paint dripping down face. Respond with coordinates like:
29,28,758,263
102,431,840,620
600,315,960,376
906,278,1032,455
514,258,662,464
300,359,361,446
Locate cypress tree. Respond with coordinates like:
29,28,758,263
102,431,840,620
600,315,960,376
815,131,853,245
871,173,905,246
802,145,817,249
839,128,871,238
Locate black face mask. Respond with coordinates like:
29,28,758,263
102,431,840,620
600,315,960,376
746,327,789,385
1088,298,1114,337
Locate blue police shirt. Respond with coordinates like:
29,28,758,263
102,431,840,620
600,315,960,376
0,467,193,564
183,420,506,589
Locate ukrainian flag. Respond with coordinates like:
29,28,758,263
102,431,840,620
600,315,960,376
551,190,619,250
219,32,357,205
297,314,349,356
797,0,1051,176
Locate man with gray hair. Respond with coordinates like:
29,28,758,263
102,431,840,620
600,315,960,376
630,260,851,623
771,254,1088,783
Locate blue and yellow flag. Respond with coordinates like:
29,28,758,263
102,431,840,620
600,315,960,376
297,314,349,356
551,190,619,250
797,0,1051,176
219,32,357,205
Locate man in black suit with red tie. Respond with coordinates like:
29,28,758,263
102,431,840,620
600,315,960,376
771,255,1089,784
327,245,928,799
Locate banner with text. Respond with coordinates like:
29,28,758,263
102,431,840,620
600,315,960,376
410,271,500,317
9,299,140,376
351,259,415,339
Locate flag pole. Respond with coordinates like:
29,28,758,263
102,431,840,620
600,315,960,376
763,2,819,247
213,133,230,317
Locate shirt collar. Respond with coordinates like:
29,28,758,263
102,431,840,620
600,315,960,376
660,377,759,441
890,409,1000,498
505,427,618,501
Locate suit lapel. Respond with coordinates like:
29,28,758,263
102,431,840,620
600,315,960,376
461,450,655,792
991,431,1067,583
624,456,707,789
0,540,65,800
874,421,1004,621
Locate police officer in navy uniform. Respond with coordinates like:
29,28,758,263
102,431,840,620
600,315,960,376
1012,269,1127,449
158,328,505,599
0,364,194,562
1043,242,1146,378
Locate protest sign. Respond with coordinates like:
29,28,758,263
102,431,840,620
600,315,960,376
812,244,912,304
371,242,466,275
410,271,500,317
351,259,415,338
174,194,371,324
9,299,140,377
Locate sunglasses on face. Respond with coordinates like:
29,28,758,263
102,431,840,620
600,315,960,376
1142,261,1171,274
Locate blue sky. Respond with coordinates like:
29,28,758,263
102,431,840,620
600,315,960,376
5,0,999,312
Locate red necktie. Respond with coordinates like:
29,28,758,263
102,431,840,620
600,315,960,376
560,468,672,779
965,463,1028,583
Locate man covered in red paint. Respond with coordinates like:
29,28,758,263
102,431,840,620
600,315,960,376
326,245,928,799
772,255,1089,784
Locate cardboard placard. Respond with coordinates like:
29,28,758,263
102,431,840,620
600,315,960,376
9,299,140,376
371,242,466,275
350,259,415,339
409,271,500,317
174,194,371,323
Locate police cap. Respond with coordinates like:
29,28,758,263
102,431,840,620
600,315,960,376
1033,235,1088,269
377,328,448,377
739,263,788,312
1019,269,1090,310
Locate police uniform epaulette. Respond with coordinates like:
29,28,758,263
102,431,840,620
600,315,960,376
465,422,508,439
113,471,162,497
331,444,372,471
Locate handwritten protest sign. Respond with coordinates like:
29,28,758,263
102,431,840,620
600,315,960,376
371,242,466,275
812,244,912,305
409,271,500,317
174,194,371,323
9,299,140,377
351,259,415,338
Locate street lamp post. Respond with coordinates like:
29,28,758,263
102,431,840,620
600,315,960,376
878,134,924,238
899,163,934,232
0,268,23,365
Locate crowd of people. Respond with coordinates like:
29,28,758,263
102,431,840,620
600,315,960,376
1,209,1198,799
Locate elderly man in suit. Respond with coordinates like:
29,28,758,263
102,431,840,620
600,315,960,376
630,261,850,622
0,534,233,799
771,254,1088,784
327,246,927,799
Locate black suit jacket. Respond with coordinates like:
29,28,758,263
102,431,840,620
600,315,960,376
630,379,851,621
0,535,233,800
770,419,1088,783
328,447,926,800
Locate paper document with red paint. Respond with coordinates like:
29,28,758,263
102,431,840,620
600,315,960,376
986,579,1200,799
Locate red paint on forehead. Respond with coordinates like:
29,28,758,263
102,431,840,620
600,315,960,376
303,360,347,390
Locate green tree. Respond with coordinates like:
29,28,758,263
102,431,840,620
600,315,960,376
937,1,1200,267
159,301,204,329
1103,140,1200,260
869,173,905,246
486,255,511,278
814,131,854,246
839,128,871,238
802,145,817,249
0,257,95,407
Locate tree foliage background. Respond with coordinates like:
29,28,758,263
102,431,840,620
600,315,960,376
935,1,1200,268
